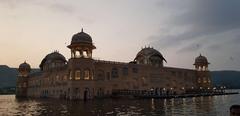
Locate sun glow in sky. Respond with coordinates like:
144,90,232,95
0,0,240,71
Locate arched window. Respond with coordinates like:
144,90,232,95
111,68,118,78
141,77,146,85
106,72,110,80
71,50,75,58
84,69,90,80
83,51,87,58
97,70,105,80
132,67,138,73
23,82,27,88
122,67,128,76
75,70,81,80
51,63,55,68
76,51,81,58
56,75,59,81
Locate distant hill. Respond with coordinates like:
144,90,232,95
0,65,240,88
0,65,18,88
211,71,240,89
0,65,39,88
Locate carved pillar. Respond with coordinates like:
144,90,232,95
80,50,83,58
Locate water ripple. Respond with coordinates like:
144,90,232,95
0,90,239,116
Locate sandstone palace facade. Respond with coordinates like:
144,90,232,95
16,30,212,100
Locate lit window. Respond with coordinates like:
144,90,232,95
208,79,211,83
56,75,59,81
63,75,67,80
203,77,207,83
75,70,81,80
84,70,90,80
198,78,201,83
69,71,73,80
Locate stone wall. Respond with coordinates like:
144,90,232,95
24,59,199,99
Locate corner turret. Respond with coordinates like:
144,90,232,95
16,61,31,98
194,54,212,90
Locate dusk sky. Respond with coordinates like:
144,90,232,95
0,0,240,71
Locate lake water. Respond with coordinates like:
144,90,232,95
0,90,239,116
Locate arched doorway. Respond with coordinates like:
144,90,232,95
97,88,104,97
84,88,90,101
155,87,159,95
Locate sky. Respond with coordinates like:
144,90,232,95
0,0,240,71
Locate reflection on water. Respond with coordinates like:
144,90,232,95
0,91,239,116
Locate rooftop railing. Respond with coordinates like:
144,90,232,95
93,58,128,65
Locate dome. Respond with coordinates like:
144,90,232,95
135,47,166,62
134,47,166,67
46,51,66,62
194,54,209,65
19,61,31,70
39,51,66,69
71,29,92,44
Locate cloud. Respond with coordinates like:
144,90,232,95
149,0,240,50
48,2,75,14
177,43,202,53
0,0,75,13
0,0,94,24
207,44,222,51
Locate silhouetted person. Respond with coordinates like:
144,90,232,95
230,105,240,116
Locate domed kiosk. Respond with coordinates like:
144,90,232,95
134,47,166,67
18,61,31,77
194,54,210,71
67,29,96,58
71,30,93,44
193,54,211,89
16,61,31,98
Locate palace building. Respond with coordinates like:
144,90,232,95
16,29,212,100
